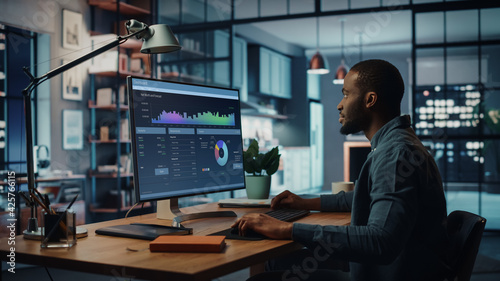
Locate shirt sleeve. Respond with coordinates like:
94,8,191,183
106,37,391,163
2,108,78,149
320,191,353,212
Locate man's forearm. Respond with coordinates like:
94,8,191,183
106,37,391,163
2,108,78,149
304,197,322,211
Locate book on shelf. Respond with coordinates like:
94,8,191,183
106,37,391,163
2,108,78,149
97,165,124,173
95,86,127,107
96,88,113,106
129,57,144,74
118,84,126,105
120,118,130,141
58,183,81,203
120,154,132,174
100,126,109,141
105,189,132,208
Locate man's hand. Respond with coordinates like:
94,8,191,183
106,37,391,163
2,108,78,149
230,213,293,240
271,190,320,210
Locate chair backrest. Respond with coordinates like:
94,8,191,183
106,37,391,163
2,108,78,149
446,210,487,281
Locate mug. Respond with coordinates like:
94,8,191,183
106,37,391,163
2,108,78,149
332,181,354,194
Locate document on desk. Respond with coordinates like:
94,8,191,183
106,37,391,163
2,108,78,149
218,198,272,208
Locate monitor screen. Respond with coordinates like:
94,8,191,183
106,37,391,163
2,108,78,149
127,77,245,203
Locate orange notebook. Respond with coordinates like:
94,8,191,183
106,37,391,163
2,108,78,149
149,235,226,253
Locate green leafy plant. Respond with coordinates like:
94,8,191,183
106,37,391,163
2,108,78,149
243,139,281,176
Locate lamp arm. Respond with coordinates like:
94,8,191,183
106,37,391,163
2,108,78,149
39,38,122,81
22,23,151,96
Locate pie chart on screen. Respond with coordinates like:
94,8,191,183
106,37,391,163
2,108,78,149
214,140,228,166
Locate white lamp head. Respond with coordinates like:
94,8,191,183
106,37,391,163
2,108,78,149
126,20,181,54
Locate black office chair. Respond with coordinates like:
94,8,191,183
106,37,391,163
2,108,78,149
444,210,487,281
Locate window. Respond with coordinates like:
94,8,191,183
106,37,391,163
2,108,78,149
0,24,36,174
413,8,500,229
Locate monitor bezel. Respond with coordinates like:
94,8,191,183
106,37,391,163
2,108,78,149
127,76,246,203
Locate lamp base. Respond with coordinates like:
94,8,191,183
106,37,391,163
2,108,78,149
23,227,89,240
23,229,43,240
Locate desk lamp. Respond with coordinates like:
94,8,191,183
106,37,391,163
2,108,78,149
21,20,181,239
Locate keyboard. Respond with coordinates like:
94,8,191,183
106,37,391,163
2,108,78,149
209,209,310,240
265,208,310,222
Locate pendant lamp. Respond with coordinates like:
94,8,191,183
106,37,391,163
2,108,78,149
333,19,348,84
308,17,329,75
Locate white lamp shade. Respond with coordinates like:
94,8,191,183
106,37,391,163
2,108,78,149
140,24,181,54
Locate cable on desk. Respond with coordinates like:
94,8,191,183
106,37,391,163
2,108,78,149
44,267,54,281
124,202,139,218
126,246,150,252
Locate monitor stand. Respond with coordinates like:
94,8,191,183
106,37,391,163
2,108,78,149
157,198,237,227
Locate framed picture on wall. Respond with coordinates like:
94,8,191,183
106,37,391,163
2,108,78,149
63,109,83,150
61,59,82,101
62,9,82,50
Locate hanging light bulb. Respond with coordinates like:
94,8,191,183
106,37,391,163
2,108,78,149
308,17,329,75
333,18,348,84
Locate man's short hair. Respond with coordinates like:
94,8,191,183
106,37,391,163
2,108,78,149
349,59,405,116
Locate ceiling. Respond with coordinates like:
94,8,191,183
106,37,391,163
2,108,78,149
236,6,500,57
250,11,411,50
239,10,412,57
174,1,500,58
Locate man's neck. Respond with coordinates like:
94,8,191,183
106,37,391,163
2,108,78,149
364,114,398,141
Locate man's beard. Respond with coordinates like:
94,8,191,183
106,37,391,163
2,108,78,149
339,99,366,135
340,117,364,135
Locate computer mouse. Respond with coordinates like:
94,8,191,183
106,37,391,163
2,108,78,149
230,226,265,238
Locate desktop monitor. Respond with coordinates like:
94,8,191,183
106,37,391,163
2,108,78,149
127,76,245,226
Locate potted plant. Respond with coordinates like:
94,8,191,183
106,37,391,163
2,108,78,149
243,139,281,199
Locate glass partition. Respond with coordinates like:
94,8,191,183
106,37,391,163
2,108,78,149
481,8,500,40
446,10,478,43
416,12,444,44
234,0,259,19
414,6,500,230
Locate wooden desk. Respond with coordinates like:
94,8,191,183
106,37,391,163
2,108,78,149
0,203,350,281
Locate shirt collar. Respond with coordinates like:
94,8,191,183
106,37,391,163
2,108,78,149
370,115,411,151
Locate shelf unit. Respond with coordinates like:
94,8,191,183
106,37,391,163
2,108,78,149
88,0,153,219
157,29,229,87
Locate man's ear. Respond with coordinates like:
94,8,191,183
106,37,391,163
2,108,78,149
365,91,377,109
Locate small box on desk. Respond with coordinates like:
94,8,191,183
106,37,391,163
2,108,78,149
150,236,226,253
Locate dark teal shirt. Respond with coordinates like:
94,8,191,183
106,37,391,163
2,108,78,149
292,115,448,281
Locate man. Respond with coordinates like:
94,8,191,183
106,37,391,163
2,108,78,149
232,59,448,281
